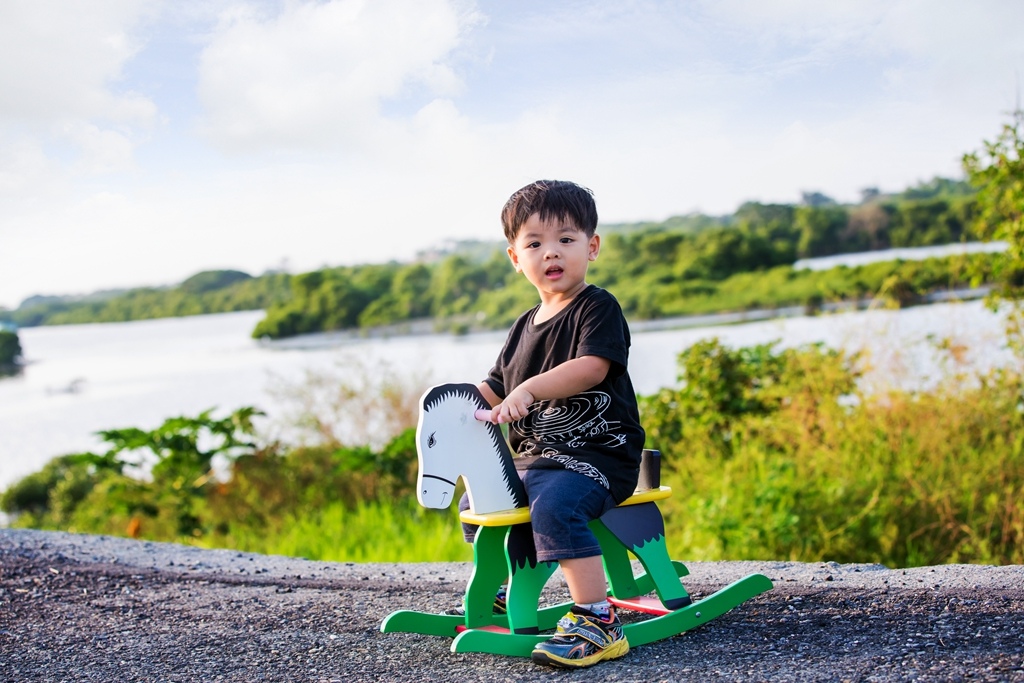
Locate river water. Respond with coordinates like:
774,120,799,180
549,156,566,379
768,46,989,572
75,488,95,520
0,301,1013,492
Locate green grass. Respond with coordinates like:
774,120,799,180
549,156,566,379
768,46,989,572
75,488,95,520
201,499,474,563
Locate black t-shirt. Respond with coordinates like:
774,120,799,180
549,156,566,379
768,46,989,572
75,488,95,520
483,285,645,503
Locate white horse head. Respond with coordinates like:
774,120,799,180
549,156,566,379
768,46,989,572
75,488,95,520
416,383,528,514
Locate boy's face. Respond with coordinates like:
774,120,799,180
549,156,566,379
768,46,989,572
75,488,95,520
507,213,600,306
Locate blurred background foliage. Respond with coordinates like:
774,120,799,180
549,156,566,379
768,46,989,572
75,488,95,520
3,335,1021,567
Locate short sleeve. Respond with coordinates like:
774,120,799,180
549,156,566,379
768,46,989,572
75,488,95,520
574,291,629,378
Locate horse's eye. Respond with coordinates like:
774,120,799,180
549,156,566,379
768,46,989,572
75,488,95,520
427,432,436,448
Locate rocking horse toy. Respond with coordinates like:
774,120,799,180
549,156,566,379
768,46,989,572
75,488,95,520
380,383,773,657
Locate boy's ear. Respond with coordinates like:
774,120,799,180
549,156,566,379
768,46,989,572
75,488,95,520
588,234,601,261
507,245,522,272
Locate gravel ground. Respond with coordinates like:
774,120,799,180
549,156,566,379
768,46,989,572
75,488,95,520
1,528,1023,682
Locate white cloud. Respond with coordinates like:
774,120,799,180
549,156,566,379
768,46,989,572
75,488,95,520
703,0,1024,101
0,0,156,125
0,0,158,200
61,122,138,174
0,136,56,197
197,0,481,151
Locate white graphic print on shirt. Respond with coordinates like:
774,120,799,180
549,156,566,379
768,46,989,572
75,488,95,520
511,391,626,488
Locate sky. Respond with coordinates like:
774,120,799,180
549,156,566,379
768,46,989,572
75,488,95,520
1,0,1023,310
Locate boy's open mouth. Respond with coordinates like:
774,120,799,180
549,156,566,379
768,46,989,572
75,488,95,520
545,266,563,277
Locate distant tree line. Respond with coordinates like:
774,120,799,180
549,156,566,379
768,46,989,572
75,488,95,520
253,177,981,338
1,271,291,328
0,178,983,339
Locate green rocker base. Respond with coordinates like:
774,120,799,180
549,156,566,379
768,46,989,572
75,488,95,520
380,383,775,659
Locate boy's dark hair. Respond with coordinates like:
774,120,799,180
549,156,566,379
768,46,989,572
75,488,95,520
500,180,598,243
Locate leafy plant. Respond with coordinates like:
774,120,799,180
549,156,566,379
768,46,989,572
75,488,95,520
0,329,21,366
642,338,1024,567
640,338,859,460
3,407,264,537
963,108,1024,358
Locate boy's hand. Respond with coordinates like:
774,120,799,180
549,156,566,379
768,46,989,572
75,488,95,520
476,355,609,424
493,386,535,424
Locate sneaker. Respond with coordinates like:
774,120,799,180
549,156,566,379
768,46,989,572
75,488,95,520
531,606,629,669
443,586,507,617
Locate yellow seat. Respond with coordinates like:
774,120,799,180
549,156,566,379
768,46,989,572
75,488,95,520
458,485,672,527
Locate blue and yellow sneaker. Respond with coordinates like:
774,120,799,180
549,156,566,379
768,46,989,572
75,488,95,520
531,606,629,669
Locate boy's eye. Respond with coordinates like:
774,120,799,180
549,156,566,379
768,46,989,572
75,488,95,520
527,241,540,249
560,237,574,243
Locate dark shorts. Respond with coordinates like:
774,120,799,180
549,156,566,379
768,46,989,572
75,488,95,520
459,468,617,563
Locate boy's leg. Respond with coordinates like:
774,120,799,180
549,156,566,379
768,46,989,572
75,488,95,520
559,556,609,605
523,468,615,566
523,469,628,669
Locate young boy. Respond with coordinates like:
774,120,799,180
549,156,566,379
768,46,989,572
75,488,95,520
473,179,645,669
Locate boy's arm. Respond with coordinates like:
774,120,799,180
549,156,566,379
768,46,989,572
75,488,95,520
477,381,502,408
481,355,611,424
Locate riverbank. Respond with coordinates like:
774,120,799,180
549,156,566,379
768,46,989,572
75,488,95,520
258,285,995,349
2,529,1022,682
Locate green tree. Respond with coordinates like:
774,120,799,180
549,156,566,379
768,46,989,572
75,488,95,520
431,255,489,317
963,108,1024,296
844,203,891,251
888,199,968,247
391,263,434,318
795,205,848,258
734,202,795,230
963,108,1024,355
0,329,21,366
800,191,837,207
180,269,253,294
